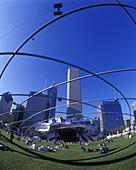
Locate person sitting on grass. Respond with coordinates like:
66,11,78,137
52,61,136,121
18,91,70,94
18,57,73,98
81,146,86,152
93,148,97,152
30,143,38,150
60,143,65,149
100,145,108,154
64,144,71,149
38,146,49,152
47,145,56,152
98,142,103,146
10,130,14,143
25,139,29,145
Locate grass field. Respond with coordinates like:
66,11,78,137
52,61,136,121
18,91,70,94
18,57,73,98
0,129,136,170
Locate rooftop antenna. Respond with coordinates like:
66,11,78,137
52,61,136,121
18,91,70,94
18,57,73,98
52,81,55,86
113,88,116,98
43,79,47,95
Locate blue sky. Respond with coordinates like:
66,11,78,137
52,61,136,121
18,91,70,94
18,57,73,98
0,0,136,122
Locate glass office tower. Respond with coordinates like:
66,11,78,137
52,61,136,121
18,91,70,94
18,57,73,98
22,91,49,130
47,83,57,119
0,92,13,121
98,101,124,132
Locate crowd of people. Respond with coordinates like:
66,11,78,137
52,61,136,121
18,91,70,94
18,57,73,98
1,119,135,155
0,125,110,154
20,136,72,152
81,140,110,154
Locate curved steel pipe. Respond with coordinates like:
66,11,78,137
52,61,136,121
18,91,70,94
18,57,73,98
0,52,135,122
25,109,130,132
114,0,136,25
19,94,134,130
0,92,136,102
1,3,136,123
0,3,136,80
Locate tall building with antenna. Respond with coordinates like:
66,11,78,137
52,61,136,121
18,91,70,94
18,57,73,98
66,68,83,121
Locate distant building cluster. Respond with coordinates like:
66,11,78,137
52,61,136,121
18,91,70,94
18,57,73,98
0,84,57,130
0,68,136,141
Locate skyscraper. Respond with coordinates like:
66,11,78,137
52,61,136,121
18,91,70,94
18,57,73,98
0,92,13,121
47,83,57,119
66,68,82,120
98,101,124,132
132,102,136,123
22,91,49,130
13,104,25,128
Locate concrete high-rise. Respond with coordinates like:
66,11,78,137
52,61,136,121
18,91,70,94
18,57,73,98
132,102,136,123
98,101,124,132
0,92,13,121
66,68,82,120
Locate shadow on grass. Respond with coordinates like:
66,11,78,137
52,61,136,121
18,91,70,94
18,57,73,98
0,135,9,143
1,134,136,166
70,142,136,162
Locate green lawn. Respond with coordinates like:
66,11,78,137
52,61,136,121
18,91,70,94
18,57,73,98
0,129,136,170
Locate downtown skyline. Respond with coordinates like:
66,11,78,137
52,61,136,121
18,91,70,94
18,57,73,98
0,0,136,122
